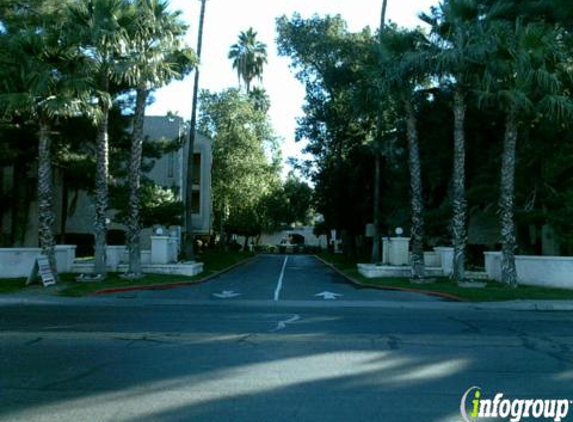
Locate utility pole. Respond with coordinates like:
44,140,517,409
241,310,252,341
183,0,207,260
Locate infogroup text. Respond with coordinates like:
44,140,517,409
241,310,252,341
461,387,571,422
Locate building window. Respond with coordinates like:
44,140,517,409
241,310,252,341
167,152,175,178
191,190,200,214
193,153,201,185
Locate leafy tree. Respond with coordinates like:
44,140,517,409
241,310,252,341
228,28,268,93
282,174,314,226
277,14,378,257
198,88,280,245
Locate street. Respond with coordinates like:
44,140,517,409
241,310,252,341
1,255,572,422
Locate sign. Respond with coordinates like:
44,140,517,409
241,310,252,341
26,255,56,287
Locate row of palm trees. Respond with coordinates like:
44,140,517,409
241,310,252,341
0,0,196,279
375,0,572,285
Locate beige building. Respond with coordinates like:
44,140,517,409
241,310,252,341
141,115,212,236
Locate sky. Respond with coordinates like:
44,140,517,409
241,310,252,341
146,0,438,176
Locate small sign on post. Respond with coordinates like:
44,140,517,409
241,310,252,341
26,255,56,287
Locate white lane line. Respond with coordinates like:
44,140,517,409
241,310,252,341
273,256,289,301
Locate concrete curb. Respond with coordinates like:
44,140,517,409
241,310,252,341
92,254,259,296
313,255,466,302
2,294,573,312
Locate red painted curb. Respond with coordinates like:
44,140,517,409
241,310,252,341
313,255,467,302
92,255,259,296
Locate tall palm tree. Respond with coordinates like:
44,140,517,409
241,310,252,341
123,0,195,277
0,7,89,278
228,28,268,93
420,0,490,283
371,0,389,264
67,0,133,277
381,28,430,281
480,17,572,286
183,0,207,260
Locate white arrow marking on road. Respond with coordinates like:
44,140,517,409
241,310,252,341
213,290,241,299
271,315,301,332
315,291,343,300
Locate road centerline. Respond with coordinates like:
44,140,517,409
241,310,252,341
273,256,289,301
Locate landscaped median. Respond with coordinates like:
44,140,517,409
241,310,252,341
317,253,573,302
0,250,256,298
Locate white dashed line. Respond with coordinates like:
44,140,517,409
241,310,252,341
273,256,289,301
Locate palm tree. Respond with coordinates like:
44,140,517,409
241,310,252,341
479,17,572,286
248,87,271,113
371,0,389,264
67,0,133,277
380,28,430,281
183,0,207,260
0,7,89,279
123,0,195,277
420,0,490,283
228,28,268,93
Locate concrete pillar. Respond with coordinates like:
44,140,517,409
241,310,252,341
382,238,391,264
151,236,170,264
434,247,454,276
105,246,126,270
387,237,410,266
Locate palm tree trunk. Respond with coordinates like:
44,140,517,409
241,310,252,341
0,167,3,246
37,119,58,279
94,101,110,276
404,98,426,280
183,0,207,260
11,159,30,246
60,173,68,244
371,153,381,263
126,86,149,278
452,88,468,283
499,107,518,287
371,0,388,264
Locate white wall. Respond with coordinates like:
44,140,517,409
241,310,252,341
0,245,76,278
238,227,327,248
484,252,573,289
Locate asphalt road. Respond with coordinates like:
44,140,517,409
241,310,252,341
1,255,573,422
125,254,441,302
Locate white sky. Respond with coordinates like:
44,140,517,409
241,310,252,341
146,0,438,176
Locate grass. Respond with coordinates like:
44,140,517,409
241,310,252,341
0,250,255,298
0,278,28,294
318,252,573,302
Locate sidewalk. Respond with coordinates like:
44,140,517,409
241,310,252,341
1,291,573,312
